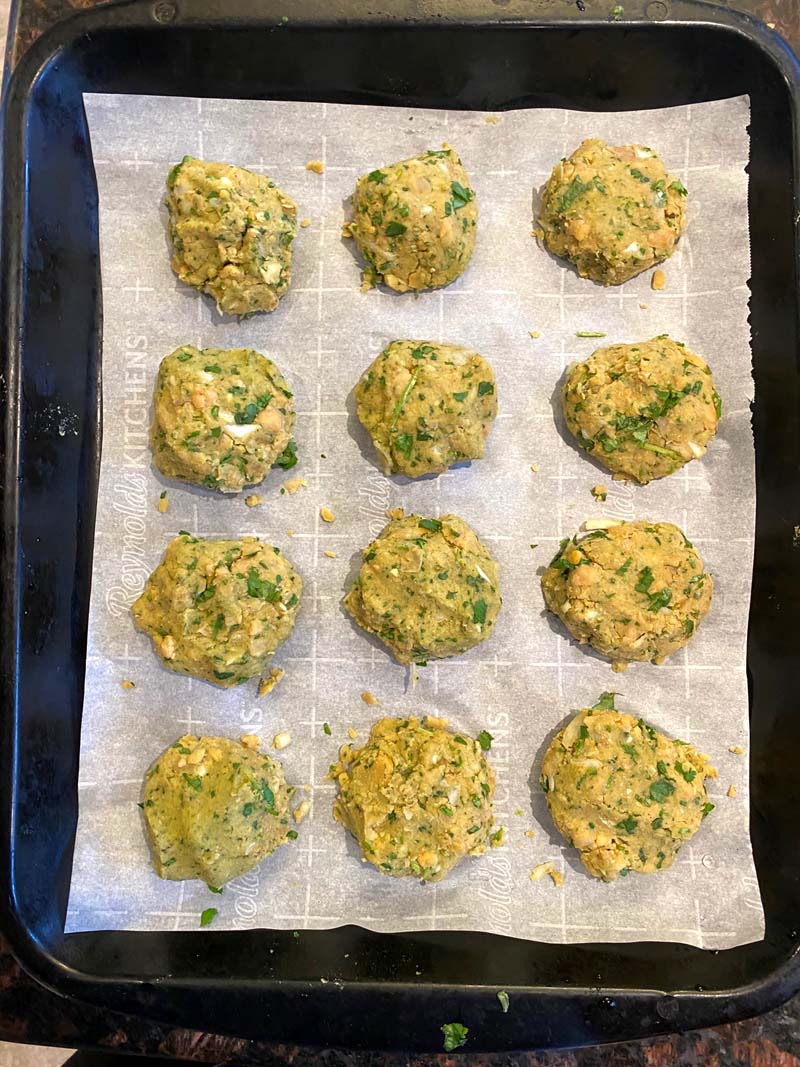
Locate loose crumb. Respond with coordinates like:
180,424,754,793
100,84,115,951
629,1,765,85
299,217,311,228
294,799,312,824
729,745,745,754
323,549,337,559
484,116,500,125
583,517,622,531
361,690,380,706
305,160,324,173
283,477,307,494
257,666,285,697
287,528,295,537
514,808,524,816
651,268,666,291
347,727,358,740
320,506,335,523
530,862,563,887
530,464,540,473
591,484,608,502
639,302,649,310
387,507,405,520
240,734,260,750
273,731,292,750
529,330,541,339
121,679,136,691
727,784,738,798
245,494,263,508
525,829,536,839
157,491,169,513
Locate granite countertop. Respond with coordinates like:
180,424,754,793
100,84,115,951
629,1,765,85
2,0,800,1062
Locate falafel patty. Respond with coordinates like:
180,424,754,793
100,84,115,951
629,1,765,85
562,336,721,483
541,693,717,881
166,156,297,315
132,534,302,687
541,520,712,669
350,148,477,292
355,339,498,476
332,716,495,881
344,514,502,665
537,139,687,285
143,734,294,886
151,345,295,493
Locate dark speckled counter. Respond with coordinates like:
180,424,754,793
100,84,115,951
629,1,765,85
3,0,800,1060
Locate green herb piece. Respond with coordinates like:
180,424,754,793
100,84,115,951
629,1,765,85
452,390,468,402
394,432,414,458
367,169,386,182
200,907,218,927
649,778,676,802
635,567,654,593
261,782,276,813
176,350,194,362
323,722,331,735
616,558,632,576
213,670,235,680
558,175,595,212
477,381,495,397
451,181,473,209
390,369,419,428
204,364,222,374
242,802,255,817
183,774,202,791
208,885,223,894
701,802,715,818
576,330,607,338
497,991,510,1013
683,618,695,636
594,692,616,710
629,168,650,183
473,599,488,626
674,761,697,783
670,180,688,196
441,1023,469,1052
478,730,493,751
195,585,216,605
211,613,225,639
273,439,298,470
647,587,672,612
287,829,299,840
246,568,281,602
385,221,407,237
419,518,443,533
616,815,638,834
712,390,722,419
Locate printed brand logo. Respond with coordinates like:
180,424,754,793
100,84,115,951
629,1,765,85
357,471,393,537
472,709,512,934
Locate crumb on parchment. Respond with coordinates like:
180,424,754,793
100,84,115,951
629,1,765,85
485,116,501,125
300,218,311,228
294,799,312,823
157,491,169,513
121,679,136,690
651,268,666,291
305,160,324,173
257,666,285,697
324,550,337,558
727,784,738,798
245,494,263,508
361,690,379,706
530,862,564,887
591,485,608,502
273,731,292,750
283,477,307,494
320,506,335,523
729,745,745,754
240,734,260,749
529,330,541,338
387,507,404,520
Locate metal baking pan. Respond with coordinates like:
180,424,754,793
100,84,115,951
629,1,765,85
2,0,800,1051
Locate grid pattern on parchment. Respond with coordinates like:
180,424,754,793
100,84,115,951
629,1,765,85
66,93,763,948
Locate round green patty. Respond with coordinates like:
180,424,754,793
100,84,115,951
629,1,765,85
351,148,477,292
563,336,720,484
538,138,687,285
151,345,296,493
332,715,495,881
144,734,294,886
132,534,302,687
541,694,716,881
355,340,498,476
344,513,502,665
541,520,712,669
166,156,297,316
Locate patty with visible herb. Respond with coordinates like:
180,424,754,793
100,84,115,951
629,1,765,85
563,336,721,483
344,514,501,665
541,693,717,881
166,156,297,316
537,139,687,285
355,340,498,476
143,734,295,886
132,534,302,687
541,520,712,670
151,346,297,493
332,716,495,880
350,148,477,292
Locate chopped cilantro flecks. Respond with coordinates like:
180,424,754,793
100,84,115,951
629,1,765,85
478,730,493,751
473,599,488,626
200,907,218,927
419,518,443,533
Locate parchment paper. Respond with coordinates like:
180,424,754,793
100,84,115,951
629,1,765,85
66,92,763,948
